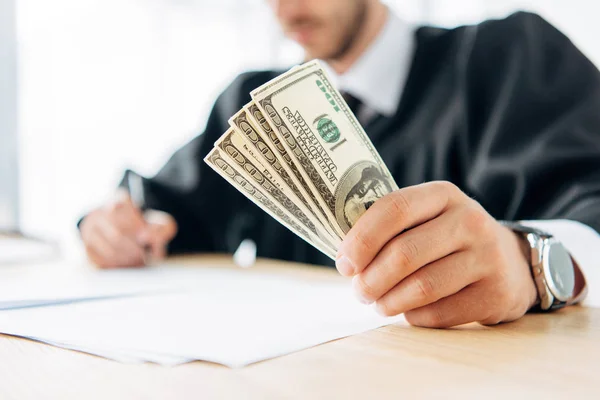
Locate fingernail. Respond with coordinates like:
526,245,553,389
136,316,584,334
336,256,355,276
352,276,374,305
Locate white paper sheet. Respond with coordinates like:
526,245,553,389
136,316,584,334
0,237,57,265
30,337,193,365
0,265,233,309
0,268,404,367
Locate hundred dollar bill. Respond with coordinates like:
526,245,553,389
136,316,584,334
204,147,336,260
230,104,340,240
214,128,340,251
242,102,341,239
251,60,398,235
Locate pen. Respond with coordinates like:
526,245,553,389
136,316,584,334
127,171,152,265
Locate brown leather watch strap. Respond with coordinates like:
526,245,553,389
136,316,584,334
568,258,588,307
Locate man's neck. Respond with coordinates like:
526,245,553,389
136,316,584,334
326,1,389,75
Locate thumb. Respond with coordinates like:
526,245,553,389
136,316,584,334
137,211,177,260
137,225,167,260
143,210,178,242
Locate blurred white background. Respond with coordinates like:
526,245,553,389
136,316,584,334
3,0,599,257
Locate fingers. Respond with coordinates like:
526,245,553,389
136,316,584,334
81,192,153,268
144,210,178,240
84,223,145,268
335,178,536,329
403,283,493,328
352,206,472,304
105,191,146,235
337,181,463,276
138,210,178,261
81,193,178,268
86,245,116,270
96,217,146,259
86,245,141,270
374,251,484,316
138,226,168,261
83,226,121,268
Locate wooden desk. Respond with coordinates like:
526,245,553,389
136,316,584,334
1,255,599,399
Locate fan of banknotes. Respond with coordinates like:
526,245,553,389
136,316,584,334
204,60,398,259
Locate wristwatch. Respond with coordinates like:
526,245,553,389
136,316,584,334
500,221,576,311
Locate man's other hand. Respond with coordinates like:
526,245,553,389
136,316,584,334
336,181,538,328
80,191,178,268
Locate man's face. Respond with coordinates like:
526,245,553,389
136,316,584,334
268,0,367,60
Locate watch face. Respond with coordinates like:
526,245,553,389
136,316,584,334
544,241,575,302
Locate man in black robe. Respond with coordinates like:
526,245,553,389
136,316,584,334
79,0,600,327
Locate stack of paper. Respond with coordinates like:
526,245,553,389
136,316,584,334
0,265,404,367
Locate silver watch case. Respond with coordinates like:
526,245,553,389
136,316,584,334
525,233,575,309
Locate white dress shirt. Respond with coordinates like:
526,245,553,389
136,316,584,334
325,10,600,307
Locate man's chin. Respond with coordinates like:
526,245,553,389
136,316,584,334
303,46,340,63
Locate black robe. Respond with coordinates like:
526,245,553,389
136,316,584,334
118,12,600,267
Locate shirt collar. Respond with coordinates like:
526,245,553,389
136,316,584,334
325,11,415,117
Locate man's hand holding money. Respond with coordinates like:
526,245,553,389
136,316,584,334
336,181,539,328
